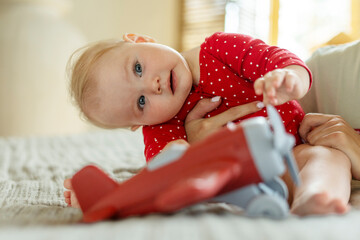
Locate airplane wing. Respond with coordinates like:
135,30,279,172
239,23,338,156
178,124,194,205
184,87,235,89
72,159,242,221
154,160,241,212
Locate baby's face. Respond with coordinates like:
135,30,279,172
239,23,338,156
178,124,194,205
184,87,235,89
88,41,193,128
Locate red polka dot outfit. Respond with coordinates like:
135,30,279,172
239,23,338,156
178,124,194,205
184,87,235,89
143,32,312,162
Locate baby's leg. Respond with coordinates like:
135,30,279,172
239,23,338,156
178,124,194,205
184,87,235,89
283,144,352,216
63,178,81,208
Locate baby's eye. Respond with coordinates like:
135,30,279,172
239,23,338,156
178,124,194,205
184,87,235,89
134,62,142,77
138,95,145,109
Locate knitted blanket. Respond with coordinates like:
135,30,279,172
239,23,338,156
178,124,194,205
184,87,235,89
1,129,360,240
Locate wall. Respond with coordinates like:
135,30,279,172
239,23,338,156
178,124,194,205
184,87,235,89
0,0,181,137
65,0,181,48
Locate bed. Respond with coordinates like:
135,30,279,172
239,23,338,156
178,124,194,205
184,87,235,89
1,128,360,240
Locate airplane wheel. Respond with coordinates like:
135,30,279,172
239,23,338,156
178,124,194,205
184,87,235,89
264,177,289,199
246,194,289,219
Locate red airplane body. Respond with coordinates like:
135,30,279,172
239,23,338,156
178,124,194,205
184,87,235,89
71,106,298,223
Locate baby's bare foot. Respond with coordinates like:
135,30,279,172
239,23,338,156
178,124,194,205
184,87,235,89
291,192,349,216
63,178,81,208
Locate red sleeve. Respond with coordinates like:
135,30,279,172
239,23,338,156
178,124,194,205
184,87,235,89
142,122,187,162
201,32,312,87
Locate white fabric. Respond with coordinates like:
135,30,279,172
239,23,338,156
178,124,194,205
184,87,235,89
301,40,360,128
1,129,360,239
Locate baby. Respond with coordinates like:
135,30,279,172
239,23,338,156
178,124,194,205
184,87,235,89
64,32,352,216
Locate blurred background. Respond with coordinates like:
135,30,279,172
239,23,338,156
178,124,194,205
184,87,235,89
0,0,359,137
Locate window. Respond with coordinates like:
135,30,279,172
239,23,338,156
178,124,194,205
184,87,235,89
225,0,270,44
225,0,355,59
277,0,351,59
181,0,227,51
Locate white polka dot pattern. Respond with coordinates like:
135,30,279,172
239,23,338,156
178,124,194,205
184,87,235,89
143,32,312,162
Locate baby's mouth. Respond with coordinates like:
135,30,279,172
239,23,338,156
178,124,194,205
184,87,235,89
170,70,177,94
170,71,174,94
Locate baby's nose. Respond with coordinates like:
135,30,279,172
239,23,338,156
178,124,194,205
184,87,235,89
151,77,161,94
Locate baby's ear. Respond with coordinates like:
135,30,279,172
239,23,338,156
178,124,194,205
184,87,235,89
123,33,155,43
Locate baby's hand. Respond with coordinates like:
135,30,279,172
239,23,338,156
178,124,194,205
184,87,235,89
254,68,305,105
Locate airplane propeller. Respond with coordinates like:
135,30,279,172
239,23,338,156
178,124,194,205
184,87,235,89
266,105,301,186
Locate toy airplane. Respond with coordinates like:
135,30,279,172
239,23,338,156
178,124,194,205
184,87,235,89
71,105,300,223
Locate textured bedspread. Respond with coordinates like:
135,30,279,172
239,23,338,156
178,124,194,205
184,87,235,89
1,129,360,240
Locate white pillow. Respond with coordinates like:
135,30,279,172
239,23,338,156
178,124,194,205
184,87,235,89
300,40,360,128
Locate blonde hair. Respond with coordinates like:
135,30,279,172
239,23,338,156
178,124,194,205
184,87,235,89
67,39,124,128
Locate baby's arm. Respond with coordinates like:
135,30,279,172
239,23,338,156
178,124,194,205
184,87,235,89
254,65,310,105
200,32,311,105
